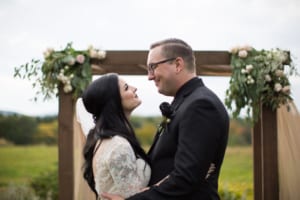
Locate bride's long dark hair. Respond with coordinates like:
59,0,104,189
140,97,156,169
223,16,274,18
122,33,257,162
81,73,150,198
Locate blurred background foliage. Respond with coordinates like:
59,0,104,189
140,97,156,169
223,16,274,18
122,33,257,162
0,112,252,147
0,111,253,199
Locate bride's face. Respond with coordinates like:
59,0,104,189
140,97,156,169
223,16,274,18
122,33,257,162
118,78,141,113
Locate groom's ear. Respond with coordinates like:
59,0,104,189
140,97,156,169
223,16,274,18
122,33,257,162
175,57,184,73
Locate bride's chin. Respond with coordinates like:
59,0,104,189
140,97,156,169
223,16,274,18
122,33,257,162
136,100,142,107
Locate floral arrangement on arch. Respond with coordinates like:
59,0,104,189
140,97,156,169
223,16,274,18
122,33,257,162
14,43,106,100
225,45,298,124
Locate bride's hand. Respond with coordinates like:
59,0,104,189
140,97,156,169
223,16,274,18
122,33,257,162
101,192,124,200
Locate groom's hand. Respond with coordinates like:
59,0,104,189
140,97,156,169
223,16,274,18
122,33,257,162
101,192,124,200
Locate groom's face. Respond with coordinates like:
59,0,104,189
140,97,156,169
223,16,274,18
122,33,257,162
147,46,177,96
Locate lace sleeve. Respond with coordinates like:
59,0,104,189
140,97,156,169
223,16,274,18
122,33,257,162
106,140,150,198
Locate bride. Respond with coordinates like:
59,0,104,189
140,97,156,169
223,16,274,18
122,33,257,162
80,73,151,199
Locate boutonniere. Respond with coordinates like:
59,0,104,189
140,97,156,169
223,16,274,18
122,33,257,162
159,102,175,127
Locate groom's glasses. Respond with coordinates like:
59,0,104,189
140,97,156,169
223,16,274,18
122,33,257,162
147,57,176,74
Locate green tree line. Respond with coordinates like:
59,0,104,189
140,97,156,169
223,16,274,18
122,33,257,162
0,112,251,146
0,113,57,145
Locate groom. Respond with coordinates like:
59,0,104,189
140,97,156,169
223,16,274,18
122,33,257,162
102,38,229,200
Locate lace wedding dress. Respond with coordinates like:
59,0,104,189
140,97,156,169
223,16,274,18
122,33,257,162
93,135,151,199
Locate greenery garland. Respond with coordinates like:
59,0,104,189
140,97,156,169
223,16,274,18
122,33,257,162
14,43,106,100
225,45,298,124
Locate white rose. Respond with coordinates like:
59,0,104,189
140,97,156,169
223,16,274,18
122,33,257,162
274,50,287,63
57,74,63,81
97,50,106,59
241,69,247,74
230,46,240,54
61,76,69,84
246,64,253,72
246,76,255,84
265,74,272,82
238,50,248,58
43,48,54,59
89,49,98,58
275,70,284,77
63,84,73,93
68,57,75,66
242,45,252,51
246,75,255,84
274,83,282,92
266,52,272,59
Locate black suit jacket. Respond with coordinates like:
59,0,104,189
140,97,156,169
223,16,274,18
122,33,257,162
128,77,229,200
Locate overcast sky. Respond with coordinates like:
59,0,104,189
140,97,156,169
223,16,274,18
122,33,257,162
0,0,299,116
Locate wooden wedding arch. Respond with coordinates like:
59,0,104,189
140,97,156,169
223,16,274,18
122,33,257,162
58,51,278,200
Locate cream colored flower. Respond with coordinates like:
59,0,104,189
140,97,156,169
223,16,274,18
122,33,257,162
61,76,69,84
246,75,255,84
230,46,240,54
43,48,54,59
89,49,98,58
266,52,272,59
63,84,73,93
246,64,253,72
57,74,64,81
89,48,106,59
238,50,248,58
241,69,247,74
265,74,272,82
67,57,75,66
241,45,252,51
274,50,288,63
275,69,284,77
274,83,282,92
97,50,106,59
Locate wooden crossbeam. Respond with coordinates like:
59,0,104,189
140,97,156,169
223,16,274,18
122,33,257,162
91,50,232,76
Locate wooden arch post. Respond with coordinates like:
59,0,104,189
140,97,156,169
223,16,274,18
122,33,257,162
253,105,279,200
57,50,279,200
58,87,76,200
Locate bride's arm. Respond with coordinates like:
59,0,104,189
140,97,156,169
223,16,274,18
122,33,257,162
107,140,149,198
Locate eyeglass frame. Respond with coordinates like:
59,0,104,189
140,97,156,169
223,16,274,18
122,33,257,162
147,57,176,74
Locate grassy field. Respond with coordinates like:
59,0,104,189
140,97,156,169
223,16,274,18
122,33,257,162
219,146,253,199
0,145,253,199
0,145,57,187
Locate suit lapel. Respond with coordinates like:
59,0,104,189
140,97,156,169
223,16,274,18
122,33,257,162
147,127,162,155
148,78,204,156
